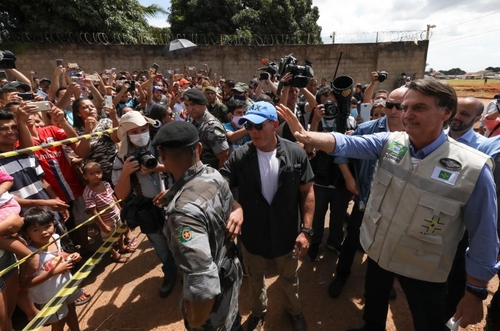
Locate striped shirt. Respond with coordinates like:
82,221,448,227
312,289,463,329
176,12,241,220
83,181,120,223
0,154,49,206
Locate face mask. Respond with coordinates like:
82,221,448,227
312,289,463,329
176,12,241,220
350,108,358,118
129,132,150,147
231,116,244,129
232,94,246,101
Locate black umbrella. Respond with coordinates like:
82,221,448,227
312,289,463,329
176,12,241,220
163,39,197,54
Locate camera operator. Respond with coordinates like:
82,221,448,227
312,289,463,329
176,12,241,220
306,86,357,261
254,72,278,101
112,112,177,298
278,72,317,140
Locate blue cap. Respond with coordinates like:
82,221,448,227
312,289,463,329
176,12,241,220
238,101,277,125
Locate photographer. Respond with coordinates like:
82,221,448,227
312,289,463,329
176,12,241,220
112,111,177,298
307,86,357,261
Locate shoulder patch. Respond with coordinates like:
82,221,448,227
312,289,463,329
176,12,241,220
178,226,193,244
213,127,226,137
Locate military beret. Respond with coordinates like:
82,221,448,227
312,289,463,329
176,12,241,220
152,121,199,149
183,88,207,105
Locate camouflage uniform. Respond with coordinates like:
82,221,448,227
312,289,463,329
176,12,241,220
163,162,242,331
191,111,229,169
207,101,229,123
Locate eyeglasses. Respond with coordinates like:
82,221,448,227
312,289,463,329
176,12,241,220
244,121,265,131
0,125,18,132
385,102,403,110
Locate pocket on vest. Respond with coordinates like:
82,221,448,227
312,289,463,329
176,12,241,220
368,168,393,211
389,232,444,281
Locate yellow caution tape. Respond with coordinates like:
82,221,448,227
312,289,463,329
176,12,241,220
0,128,117,159
23,222,129,331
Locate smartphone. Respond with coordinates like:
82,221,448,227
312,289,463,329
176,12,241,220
56,59,63,67
105,69,112,74
68,63,79,69
120,71,126,75
30,101,51,112
127,80,136,92
151,63,159,74
360,103,371,122
0,71,7,79
19,93,34,100
156,74,163,80
188,67,195,71
86,74,99,81
259,72,269,80
104,95,113,108
71,76,79,83
166,70,174,75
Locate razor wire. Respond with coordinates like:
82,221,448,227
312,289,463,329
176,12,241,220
0,30,428,45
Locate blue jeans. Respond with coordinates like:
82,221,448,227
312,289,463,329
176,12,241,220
146,232,177,279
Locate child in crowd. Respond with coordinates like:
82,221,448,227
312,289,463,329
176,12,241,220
21,207,82,331
0,170,38,271
82,162,129,263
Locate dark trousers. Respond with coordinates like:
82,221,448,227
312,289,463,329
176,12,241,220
444,231,468,321
363,258,447,331
311,185,352,247
336,199,364,279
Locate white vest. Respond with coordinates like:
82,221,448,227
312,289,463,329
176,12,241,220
360,132,491,282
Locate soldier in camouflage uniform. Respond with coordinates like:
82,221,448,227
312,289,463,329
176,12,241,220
183,89,229,169
153,121,243,331
205,86,228,123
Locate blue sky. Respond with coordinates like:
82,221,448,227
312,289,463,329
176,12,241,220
138,0,500,73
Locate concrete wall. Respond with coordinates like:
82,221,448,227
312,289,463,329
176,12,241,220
7,41,429,91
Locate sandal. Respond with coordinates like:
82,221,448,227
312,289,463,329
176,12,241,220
75,291,92,306
111,254,130,263
124,236,138,249
119,247,136,254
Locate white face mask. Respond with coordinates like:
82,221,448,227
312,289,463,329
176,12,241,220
129,132,150,147
231,116,244,129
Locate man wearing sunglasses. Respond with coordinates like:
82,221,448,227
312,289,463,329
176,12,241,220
220,101,315,331
277,79,499,331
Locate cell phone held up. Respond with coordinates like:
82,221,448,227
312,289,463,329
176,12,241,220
126,80,135,93
104,95,113,108
19,93,34,100
29,101,51,112
56,59,63,67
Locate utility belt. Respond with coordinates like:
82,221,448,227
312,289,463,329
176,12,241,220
218,243,240,288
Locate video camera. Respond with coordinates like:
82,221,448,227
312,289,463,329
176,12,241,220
125,147,157,169
278,54,314,88
0,50,16,69
258,61,279,80
377,71,388,83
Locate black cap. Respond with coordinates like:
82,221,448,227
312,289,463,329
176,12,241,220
183,89,207,105
494,94,500,99
0,81,30,93
152,121,199,149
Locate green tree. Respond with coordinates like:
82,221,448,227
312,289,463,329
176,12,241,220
439,68,466,75
486,66,500,73
0,0,167,43
168,0,322,44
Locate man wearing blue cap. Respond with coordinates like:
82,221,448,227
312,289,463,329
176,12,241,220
220,101,315,331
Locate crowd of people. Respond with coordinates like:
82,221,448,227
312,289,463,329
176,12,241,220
0,50,500,331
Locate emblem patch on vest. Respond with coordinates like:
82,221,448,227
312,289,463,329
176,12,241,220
385,141,408,163
431,166,459,185
178,226,193,244
421,216,444,236
439,158,462,171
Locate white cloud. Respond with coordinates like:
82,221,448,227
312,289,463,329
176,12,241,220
140,0,500,72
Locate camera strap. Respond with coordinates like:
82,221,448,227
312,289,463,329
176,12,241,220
130,173,143,198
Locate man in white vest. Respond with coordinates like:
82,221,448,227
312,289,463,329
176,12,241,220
277,79,499,331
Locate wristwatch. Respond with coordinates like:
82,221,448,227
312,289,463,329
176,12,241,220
301,227,314,237
465,283,488,300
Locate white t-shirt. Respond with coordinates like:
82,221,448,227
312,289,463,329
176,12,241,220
257,148,279,205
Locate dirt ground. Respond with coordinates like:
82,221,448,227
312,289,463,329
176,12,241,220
30,214,496,331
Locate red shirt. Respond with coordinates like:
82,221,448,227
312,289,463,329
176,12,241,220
31,126,84,202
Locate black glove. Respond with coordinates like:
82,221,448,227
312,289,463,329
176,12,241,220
0,50,16,69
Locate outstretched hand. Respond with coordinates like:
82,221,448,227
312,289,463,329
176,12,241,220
275,103,308,143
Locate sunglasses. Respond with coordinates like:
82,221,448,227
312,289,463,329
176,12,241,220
385,102,403,110
244,121,265,131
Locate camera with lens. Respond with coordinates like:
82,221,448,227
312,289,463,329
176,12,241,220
125,147,157,169
278,54,314,88
258,61,279,80
323,101,340,120
377,71,388,83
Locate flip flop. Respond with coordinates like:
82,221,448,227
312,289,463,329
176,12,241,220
111,254,130,263
75,292,92,306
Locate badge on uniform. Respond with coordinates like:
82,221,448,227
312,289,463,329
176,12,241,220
213,128,225,137
431,166,459,185
385,141,408,163
178,226,193,244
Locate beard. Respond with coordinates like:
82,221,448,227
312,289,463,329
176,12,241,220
449,118,475,132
